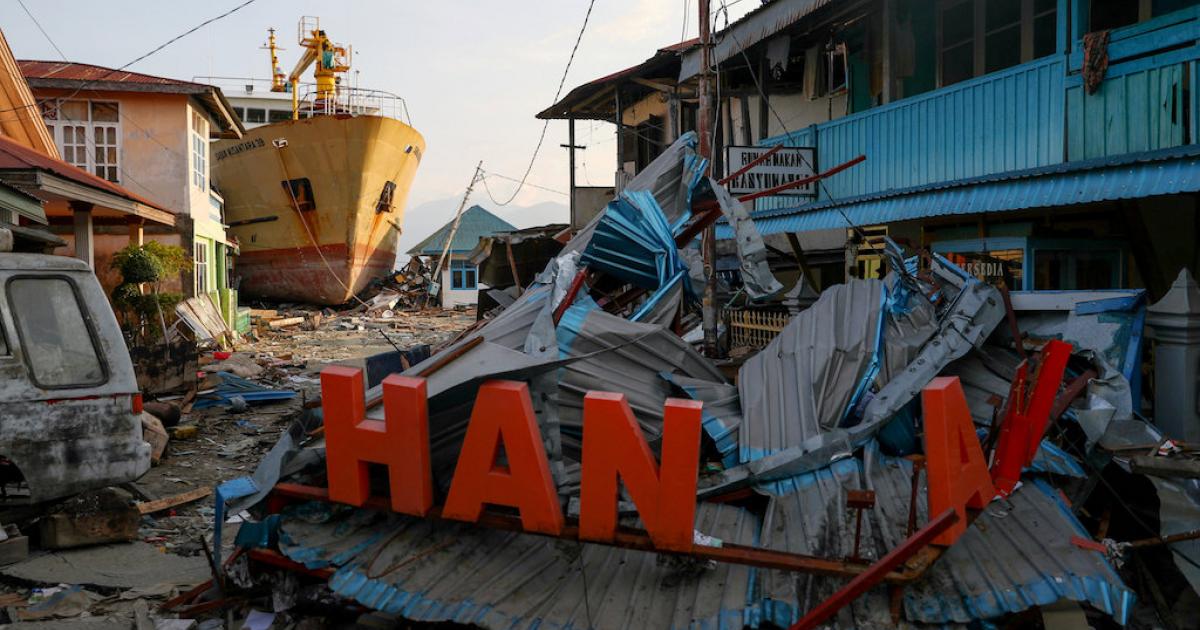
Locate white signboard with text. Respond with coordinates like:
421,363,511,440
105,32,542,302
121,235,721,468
723,146,817,197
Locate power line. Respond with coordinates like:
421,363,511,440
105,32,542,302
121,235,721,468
18,0,67,61
484,0,596,207
481,170,567,196
0,0,259,116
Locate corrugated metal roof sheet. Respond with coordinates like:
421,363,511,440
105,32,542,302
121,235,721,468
0,133,170,214
678,0,838,81
755,445,1133,626
19,60,210,87
716,146,1200,238
408,205,518,256
279,501,771,630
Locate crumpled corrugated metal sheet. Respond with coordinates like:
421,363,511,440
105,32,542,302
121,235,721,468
621,131,706,229
278,501,772,630
905,478,1133,624
555,299,728,457
753,444,1132,626
736,275,940,466
736,281,886,463
712,181,783,300
582,189,690,292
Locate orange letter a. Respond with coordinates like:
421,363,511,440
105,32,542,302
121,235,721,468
579,392,702,552
442,380,564,535
922,376,996,546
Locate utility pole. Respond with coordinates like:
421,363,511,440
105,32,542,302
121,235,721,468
428,161,483,309
560,120,586,228
698,0,718,357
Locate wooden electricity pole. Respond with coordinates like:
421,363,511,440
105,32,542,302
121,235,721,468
427,161,483,308
698,0,718,357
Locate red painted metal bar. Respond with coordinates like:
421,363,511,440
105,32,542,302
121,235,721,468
787,508,961,630
552,266,589,325
247,548,335,579
268,483,939,583
680,154,869,245
719,144,783,185
737,154,866,203
1051,369,1097,421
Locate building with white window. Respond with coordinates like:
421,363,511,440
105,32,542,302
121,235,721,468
18,60,244,325
406,205,517,308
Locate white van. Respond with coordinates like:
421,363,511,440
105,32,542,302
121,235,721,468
0,242,150,504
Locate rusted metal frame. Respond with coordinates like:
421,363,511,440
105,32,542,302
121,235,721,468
1050,368,1097,421
718,144,783,185
997,281,1027,361
267,483,941,583
505,240,522,293
787,508,961,630
1128,527,1200,549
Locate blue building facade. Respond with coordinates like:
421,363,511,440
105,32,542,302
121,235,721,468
684,0,1200,300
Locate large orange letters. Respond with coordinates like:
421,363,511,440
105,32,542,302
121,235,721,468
442,380,564,535
922,376,996,546
579,392,702,552
321,367,433,516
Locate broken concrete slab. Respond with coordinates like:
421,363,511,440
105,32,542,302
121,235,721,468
2,542,209,589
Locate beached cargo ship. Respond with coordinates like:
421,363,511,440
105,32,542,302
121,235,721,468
212,18,423,304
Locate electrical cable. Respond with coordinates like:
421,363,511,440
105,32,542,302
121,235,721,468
481,170,567,196
0,0,259,116
17,0,67,61
483,0,596,206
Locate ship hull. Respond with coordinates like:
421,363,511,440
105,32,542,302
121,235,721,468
213,114,424,305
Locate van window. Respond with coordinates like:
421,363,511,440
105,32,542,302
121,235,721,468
8,277,105,388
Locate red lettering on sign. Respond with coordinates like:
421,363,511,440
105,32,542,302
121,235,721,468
442,380,564,535
579,392,702,552
922,376,996,546
321,367,433,516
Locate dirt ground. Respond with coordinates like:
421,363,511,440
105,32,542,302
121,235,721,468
0,309,475,627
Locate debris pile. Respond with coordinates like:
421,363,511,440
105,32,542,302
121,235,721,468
174,132,1200,628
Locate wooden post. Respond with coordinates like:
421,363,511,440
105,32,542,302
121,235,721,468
429,162,483,308
70,201,94,269
699,0,718,358
567,119,577,226
128,216,145,246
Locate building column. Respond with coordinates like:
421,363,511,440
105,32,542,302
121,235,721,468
70,201,94,269
127,216,144,246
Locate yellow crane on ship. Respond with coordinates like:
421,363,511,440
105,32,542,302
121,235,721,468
265,17,351,119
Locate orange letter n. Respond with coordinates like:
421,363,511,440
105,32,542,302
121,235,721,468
579,392,702,552
922,376,996,546
442,380,564,535
321,367,433,516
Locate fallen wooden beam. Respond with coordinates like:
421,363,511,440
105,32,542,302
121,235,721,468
137,487,213,515
267,317,305,329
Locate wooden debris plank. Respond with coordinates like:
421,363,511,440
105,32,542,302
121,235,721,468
137,487,213,515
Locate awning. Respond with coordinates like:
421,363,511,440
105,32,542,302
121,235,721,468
717,145,1200,238
678,0,837,81
0,180,44,223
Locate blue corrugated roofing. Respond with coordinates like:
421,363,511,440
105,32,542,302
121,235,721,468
717,145,1200,238
408,205,518,255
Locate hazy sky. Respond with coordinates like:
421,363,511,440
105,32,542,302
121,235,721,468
1,0,755,227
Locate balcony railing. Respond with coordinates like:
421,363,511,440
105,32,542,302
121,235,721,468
756,6,1200,212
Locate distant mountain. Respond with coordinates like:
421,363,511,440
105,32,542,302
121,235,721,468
395,197,568,265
